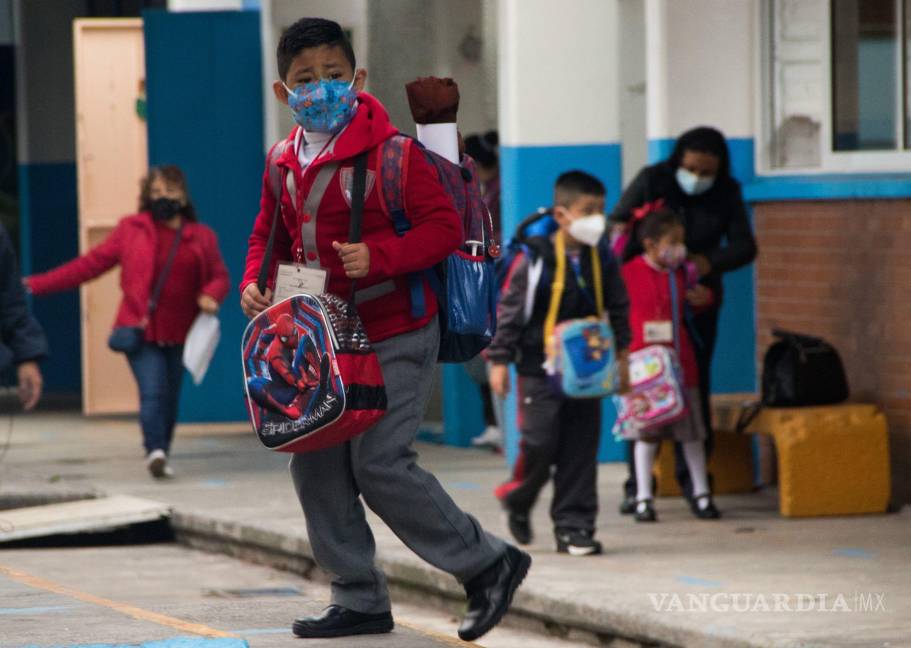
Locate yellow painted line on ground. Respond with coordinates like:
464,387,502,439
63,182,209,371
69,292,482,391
395,619,482,647
0,564,236,639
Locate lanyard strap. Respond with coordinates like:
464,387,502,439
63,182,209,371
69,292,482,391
544,231,604,345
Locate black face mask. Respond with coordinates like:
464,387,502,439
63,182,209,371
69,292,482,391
150,197,183,222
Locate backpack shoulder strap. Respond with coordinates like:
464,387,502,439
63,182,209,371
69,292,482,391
378,134,413,236
379,134,429,319
267,137,292,202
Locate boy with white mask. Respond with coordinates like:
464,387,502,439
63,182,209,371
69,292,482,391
488,170,631,556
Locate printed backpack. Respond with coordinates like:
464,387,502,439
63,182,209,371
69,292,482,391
244,152,386,453
542,229,619,398
379,134,498,363
612,267,689,436
612,345,687,437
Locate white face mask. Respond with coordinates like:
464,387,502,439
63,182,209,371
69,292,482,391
568,213,606,247
676,167,715,196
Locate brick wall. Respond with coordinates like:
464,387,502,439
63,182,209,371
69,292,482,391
754,200,911,504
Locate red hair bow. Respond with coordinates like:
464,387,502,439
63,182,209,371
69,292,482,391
632,198,666,221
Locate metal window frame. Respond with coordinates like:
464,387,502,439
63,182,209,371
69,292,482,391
760,0,911,174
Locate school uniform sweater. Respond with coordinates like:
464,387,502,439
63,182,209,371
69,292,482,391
621,255,700,387
241,92,462,343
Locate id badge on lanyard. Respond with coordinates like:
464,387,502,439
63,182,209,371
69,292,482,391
273,262,329,303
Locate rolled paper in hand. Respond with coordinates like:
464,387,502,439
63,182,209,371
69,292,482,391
406,77,460,164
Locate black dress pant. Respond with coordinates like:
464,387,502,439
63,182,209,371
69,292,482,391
623,306,718,499
506,375,602,532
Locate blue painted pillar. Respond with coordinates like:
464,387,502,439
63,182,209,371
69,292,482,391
494,0,627,466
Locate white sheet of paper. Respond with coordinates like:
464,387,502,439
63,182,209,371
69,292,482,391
644,321,673,344
415,123,459,164
183,313,221,385
273,263,328,303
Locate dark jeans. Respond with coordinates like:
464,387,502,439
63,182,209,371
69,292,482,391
623,306,718,499
126,342,184,455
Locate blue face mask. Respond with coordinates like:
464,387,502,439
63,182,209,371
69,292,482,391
676,167,715,196
283,78,358,134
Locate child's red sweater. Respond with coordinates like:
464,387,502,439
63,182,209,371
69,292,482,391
621,255,700,387
241,92,461,344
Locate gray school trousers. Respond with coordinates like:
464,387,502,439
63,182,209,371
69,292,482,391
289,318,507,614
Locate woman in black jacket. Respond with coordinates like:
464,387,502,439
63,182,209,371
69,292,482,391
610,126,757,512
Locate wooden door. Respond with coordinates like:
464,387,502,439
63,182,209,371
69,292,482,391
73,19,146,414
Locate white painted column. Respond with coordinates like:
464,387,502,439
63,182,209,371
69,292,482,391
645,0,756,164
497,0,627,464
499,0,621,154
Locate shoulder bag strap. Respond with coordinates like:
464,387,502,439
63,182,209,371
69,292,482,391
147,221,185,315
590,245,604,317
257,168,286,296
668,269,682,358
543,229,567,346
346,151,369,305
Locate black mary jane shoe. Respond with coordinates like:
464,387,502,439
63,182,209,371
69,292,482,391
291,604,394,638
689,494,722,520
619,495,637,515
458,545,532,641
634,499,658,523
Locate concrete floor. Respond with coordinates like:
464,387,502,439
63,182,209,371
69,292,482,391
0,543,585,648
2,411,910,647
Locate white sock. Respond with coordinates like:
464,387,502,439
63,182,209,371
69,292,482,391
682,440,711,505
634,441,659,502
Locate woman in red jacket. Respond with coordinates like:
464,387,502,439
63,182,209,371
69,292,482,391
26,166,230,479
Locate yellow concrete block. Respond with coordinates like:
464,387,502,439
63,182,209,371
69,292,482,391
745,403,879,436
654,430,754,497
768,406,891,517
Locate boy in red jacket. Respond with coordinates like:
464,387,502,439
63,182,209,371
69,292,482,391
240,17,528,642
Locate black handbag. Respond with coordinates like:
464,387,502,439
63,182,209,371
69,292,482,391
737,329,849,432
108,223,184,354
762,329,849,407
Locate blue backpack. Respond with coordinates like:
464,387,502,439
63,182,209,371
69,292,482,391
380,134,498,363
494,207,558,297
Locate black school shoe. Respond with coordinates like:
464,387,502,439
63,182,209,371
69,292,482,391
291,605,393,638
458,545,532,641
688,494,722,520
619,495,637,515
555,528,603,556
507,511,533,545
634,499,657,523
